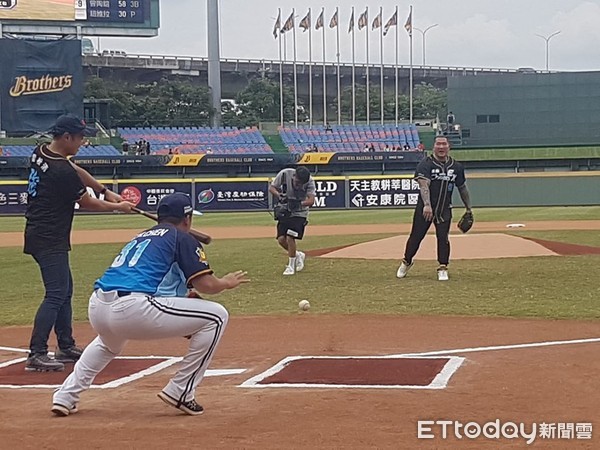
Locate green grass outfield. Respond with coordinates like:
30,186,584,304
0,207,598,326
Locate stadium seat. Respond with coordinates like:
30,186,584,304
278,124,422,153
118,126,274,155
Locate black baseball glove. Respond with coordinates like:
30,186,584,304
457,210,474,233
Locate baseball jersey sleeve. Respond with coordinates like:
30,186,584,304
175,231,213,286
414,157,432,181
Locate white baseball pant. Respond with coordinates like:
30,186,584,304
53,289,229,409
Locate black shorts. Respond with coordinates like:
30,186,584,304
276,217,307,240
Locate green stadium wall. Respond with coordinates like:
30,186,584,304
448,71,600,147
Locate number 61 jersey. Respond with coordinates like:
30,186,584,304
95,224,213,297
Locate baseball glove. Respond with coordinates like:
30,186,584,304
457,210,474,233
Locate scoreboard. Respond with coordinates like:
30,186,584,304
77,0,146,24
0,0,158,36
0,0,147,23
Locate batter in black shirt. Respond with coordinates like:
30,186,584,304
24,114,134,373
396,136,472,281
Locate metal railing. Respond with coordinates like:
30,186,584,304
84,53,520,74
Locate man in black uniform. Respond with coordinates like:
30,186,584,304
396,135,472,281
24,114,134,372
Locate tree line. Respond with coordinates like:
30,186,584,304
85,76,447,128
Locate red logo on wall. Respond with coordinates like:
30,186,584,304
120,186,142,206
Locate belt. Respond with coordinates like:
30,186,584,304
117,291,132,297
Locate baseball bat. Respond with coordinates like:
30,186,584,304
132,207,212,245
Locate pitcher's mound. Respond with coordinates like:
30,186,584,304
320,233,560,260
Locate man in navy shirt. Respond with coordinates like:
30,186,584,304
52,193,249,417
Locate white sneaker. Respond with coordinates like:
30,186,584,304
396,260,413,279
283,265,295,276
296,251,305,272
437,266,449,281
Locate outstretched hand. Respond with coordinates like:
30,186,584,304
223,270,251,289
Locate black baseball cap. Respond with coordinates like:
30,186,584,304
157,193,202,219
49,114,97,137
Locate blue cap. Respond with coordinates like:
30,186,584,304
49,114,97,137
157,193,202,219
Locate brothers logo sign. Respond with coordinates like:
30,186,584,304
0,39,83,133
9,75,73,97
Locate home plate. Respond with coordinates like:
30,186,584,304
506,223,526,228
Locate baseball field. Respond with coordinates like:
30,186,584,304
0,206,598,448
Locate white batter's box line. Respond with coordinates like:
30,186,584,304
239,355,465,390
0,355,246,390
391,336,600,358
0,345,181,359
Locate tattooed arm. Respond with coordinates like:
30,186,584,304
417,178,433,221
458,184,472,211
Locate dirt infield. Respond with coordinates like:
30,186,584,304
1,219,600,248
1,221,599,448
0,316,599,449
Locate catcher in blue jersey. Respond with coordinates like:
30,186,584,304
52,193,249,417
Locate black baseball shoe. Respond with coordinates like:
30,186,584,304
157,391,204,416
55,346,84,363
51,403,79,417
25,354,65,372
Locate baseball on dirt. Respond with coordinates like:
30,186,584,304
298,300,310,311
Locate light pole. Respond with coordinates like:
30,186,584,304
414,24,438,66
535,30,561,71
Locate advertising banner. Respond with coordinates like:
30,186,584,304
0,39,83,134
194,180,269,212
0,182,28,214
117,181,193,211
348,176,420,209
312,178,346,209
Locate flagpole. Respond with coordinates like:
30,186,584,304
365,6,370,125
308,8,313,128
292,8,298,127
283,32,287,61
322,8,327,126
379,6,384,125
351,7,356,125
278,9,284,128
335,7,341,125
409,5,413,123
394,6,399,126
